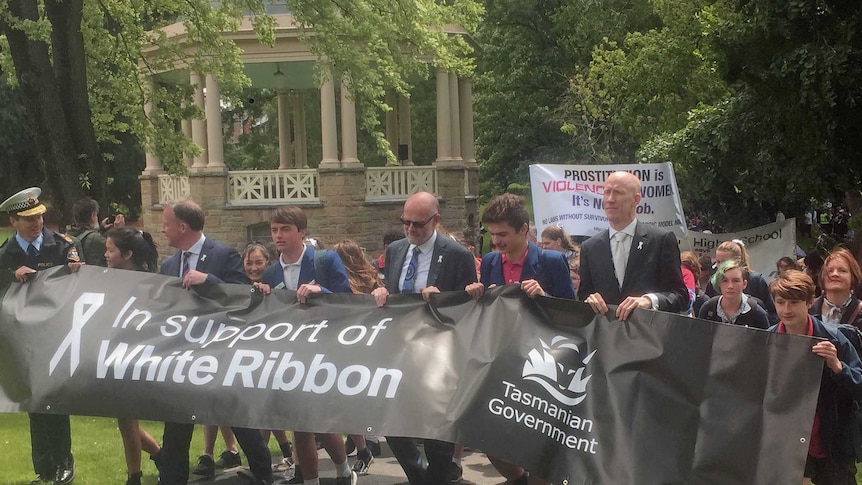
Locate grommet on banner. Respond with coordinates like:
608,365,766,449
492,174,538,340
562,480,568,485
366,426,373,432
46,405,51,411
800,437,806,443
191,415,197,421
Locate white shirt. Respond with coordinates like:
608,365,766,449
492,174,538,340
180,234,207,277
280,245,307,291
399,231,438,293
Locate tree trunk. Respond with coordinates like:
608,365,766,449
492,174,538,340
0,0,83,223
45,0,107,209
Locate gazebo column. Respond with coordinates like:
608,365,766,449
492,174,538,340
205,74,225,170
459,77,475,165
340,77,360,166
142,78,163,174
435,67,452,163
277,90,293,169
190,71,208,170
385,90,398,164
293,91,308,168
398,94,413,165
319,74,340,168
448,73,462,162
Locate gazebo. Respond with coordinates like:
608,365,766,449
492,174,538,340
138,11,479,256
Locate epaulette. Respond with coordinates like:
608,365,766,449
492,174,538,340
60,233,74,243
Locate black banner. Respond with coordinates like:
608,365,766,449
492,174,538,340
0,265,823,484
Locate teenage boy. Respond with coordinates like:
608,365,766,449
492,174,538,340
254,206,357,485
769,270,862,485
465,193,574,485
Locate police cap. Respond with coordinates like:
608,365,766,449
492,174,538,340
0,187,47,217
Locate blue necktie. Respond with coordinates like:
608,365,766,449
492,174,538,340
401,247,420,294
27,243,38,262
181,251,192,277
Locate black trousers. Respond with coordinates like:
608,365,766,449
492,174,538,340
30,413,72,477
386,436,454,485
157,423,272,485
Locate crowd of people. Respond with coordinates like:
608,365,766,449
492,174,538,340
2,172,862,485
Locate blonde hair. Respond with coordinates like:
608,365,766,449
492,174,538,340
332,240,382,294
716,240,750,268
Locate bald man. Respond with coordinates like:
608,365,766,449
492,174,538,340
578,171,687,319
372,191,477,485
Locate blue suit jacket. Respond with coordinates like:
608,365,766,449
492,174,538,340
260,246,352,294
480,242,576,299
159,236,249,284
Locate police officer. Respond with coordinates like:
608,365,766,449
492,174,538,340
0,187,84,484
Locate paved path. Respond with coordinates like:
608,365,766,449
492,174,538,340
192,440,505,485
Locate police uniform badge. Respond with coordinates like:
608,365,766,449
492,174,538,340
67,246,81,263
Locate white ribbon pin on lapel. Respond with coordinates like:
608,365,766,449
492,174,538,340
200,254,207,262
438,255,443,263
637,241,643,250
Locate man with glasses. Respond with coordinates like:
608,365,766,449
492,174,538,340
371,191,477,485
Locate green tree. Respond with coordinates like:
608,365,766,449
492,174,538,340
0,0,481,222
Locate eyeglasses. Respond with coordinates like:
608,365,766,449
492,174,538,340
399,213,438,229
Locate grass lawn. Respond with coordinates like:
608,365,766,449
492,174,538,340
0,228,12,246
0,414,285,484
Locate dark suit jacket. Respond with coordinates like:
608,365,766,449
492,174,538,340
159,236,249,284
480,242,576,299
260,246,352,294
383,233,477,293
578,221,687,312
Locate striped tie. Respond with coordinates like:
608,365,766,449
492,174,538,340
182,251,192,277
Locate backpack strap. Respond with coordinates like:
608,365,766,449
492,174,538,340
847,302,862,326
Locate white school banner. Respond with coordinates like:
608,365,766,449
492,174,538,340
530,163,687,237
679,219,797,281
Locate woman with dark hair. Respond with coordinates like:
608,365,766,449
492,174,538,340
809,248,862,328
332,239,384,475
776,256,799,275
103,228,161,485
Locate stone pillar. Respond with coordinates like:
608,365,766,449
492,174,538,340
142,78,163,174
458,77,475,165
319,75,340,168
181,117,193,168
448,73,462,162
205,74,225,170
398,94,413,165
277,90,293,169
435,67,452,163
190,72,208,170
293,92,308,168
340,77,360,166
385,90,398,164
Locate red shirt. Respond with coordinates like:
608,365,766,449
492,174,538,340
777,316,827,458
501,251,527,285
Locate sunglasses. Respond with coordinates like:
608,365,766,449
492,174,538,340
399,213,437,229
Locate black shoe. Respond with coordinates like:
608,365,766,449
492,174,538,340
192,454,215,478
28,476,51,484
352,448,374,475
215,450,242,469
55,455,75,485
448,461,462,483
333,471,358,485
126,472,142,485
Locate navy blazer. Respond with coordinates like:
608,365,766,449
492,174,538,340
480,242,576,299
578,221,687,312
261,246,352,294
383,233,477,293
159,236,248,284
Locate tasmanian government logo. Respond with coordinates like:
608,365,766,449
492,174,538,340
522,336,596,406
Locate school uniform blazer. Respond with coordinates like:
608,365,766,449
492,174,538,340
159,237,249,284
577,221,687,312
260,245,352,294
480,242,576,299
383,234,477,293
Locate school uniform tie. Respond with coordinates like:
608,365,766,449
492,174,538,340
613,233,628,289
181,251,192,277
401,247,421,294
